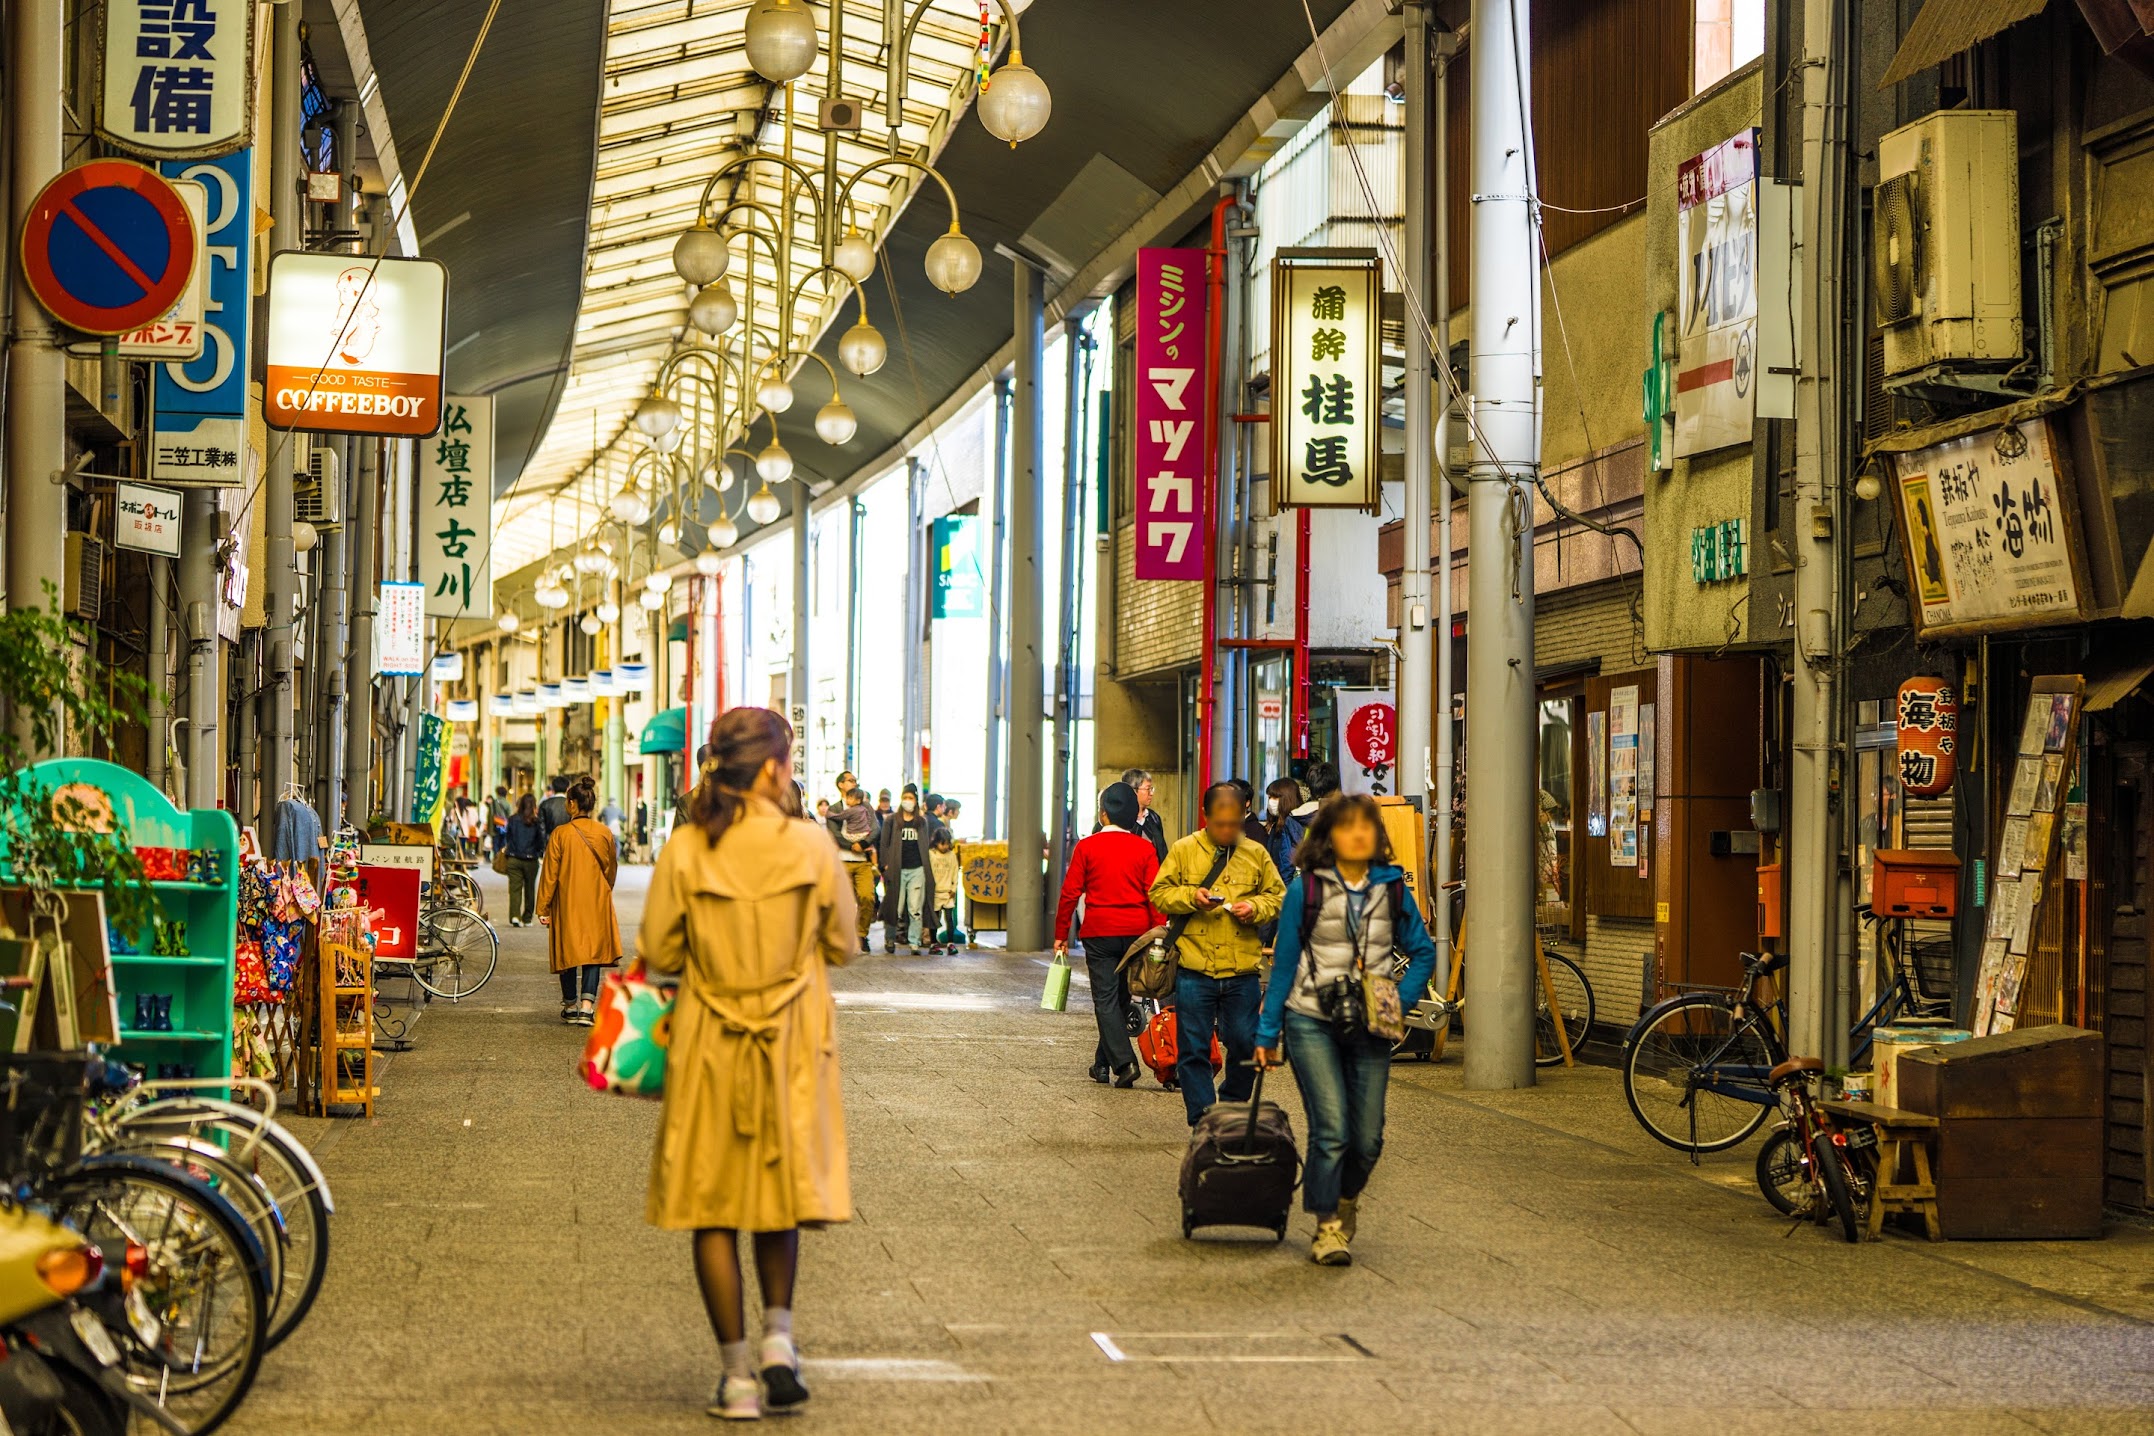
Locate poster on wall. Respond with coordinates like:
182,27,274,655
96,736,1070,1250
1608,686,1641,866
1271,249,1382,511
418,395,492,618
1674,129,1759,459
376,580,426,676
1891,418,2087,637
265,252,448,437
1336,690,1397,796
1132,247,1209,579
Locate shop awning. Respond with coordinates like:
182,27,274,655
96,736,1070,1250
1880,0,2051,88
639,707,686,755
667,617,689,643
2085,659,2154,712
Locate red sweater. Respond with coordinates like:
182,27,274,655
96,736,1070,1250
1055,829,1164,942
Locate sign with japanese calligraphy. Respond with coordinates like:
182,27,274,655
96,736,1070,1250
1674,129,1758,459
1133,247,1209,579
112,481,183,556
410,713,448,830
1271,250,1381,512
154,150,250,485
1890,418,2086,637
1337,690,1396,796
1689,517,1748,583
265,252,448,437
376,581,427,676
1895,677,1958,797
418,394,492,618
99,0,254,158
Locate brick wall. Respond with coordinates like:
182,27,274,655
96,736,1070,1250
1112,524,1203,676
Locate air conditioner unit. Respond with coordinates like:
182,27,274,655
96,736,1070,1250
63,532,104,621
1874,109,2021,379
297,443,341,528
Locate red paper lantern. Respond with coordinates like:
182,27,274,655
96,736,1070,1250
1895,677,1958,797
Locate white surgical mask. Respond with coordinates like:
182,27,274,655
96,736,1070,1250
901,798,916,812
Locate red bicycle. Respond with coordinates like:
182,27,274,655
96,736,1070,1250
1753,1056,1872,1241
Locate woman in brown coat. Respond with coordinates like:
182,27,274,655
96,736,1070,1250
534,776,621,1026
639,707,854,1422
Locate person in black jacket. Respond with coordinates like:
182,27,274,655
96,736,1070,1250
539,775,571,845
502,792,547,926
876,789,938,954
1122,768,1168,860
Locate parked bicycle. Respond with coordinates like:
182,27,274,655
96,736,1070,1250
1402,882,1595,1067
1752,1056,1873,1242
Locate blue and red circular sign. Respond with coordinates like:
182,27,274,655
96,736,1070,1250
19,160,196,335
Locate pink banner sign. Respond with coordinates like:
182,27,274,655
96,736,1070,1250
1133,247,1208,580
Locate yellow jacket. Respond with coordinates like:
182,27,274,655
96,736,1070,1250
1147,831,1284,978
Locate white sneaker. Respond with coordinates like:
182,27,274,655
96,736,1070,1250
1310,1221,1351,1266
709,1375,761,1421
1337,1196,1359,1242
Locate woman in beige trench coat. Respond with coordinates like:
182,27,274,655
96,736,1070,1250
638,706,855,1422
534,777,622,1025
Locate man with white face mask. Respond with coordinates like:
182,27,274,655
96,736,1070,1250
876,784,938,953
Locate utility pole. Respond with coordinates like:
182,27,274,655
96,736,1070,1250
791,482,811,794
1007,259,1048,950
1789,0,1851,1064
261,0,302,833
1398,0,1434,808
1432,24,1459,983
983,376,1011,838
1462,0,1542,1091
344,437,378,818
180,495,221,809
4,0,64,643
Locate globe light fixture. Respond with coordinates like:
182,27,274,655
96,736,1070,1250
977,57,1052,145
596,599,620,624
633,394,680,437
496,611,520,633
579,613,602,636
689,280,738,336
837,316,886,376
639,588,667,611
609,487,651,525
814,398,858,445
574,544,607,574
1854,470,1882,502
834,231,876,282
756,440,794,484
756,374,795,414
646,570,674,592
557,564,577,584
294,520,319,554
672,220,730,286
657,519,681,547
743,0,818,84
534,581,569,609
924,226,983,295
746,483,782,525
652,425,682,454
695,546,723,576
710,513,739,548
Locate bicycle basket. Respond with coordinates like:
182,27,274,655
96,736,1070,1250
1903,934,1958,1006
0,1053,93,1185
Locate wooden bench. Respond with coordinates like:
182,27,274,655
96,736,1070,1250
1821,1098,1940,1241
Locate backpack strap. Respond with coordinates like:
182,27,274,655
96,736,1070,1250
1297,867,1322,949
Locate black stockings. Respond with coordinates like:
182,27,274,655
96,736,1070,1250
691,1228,800,1344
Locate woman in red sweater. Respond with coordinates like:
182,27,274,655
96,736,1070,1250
1054,782,1163,1087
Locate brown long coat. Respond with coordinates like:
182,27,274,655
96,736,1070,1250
640,797,856,1232
534,816,621,972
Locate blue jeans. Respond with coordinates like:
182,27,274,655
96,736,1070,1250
896,867,926,945
1174,969,1259,1124
1283,1009,1390,1214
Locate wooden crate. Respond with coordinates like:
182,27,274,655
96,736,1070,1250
1899,1025,2104,1239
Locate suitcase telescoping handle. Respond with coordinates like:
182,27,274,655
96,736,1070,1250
1241,1060,1266,1156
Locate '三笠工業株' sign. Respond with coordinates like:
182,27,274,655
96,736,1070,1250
418,395,493,618
1272,250,1381,512
265,252,447,437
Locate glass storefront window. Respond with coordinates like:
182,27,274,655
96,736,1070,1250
1539,695,1576,921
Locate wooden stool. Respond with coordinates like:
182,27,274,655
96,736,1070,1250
1822,1099,1941,1240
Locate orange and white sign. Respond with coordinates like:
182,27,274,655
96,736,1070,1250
264,251,447,437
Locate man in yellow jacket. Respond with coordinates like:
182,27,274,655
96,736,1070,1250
1149,781,1287,1124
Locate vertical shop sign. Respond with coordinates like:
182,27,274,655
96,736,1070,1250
376,581,426,675
1133,247,1208,579
410,713,448,829
99,0,254,158
153,150,250,487
265,252,448,437
1336,690,1397,796
1894,676,1958,797
1674,129,1759,458
930,515,983,617
1272,250,1382,511
1608,686,1640,867
418,395,493,618
1890,419,2086,636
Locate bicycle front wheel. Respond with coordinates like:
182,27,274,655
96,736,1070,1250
414,906,498,1000
1622,993,1776,1153
1534,953,1595,1066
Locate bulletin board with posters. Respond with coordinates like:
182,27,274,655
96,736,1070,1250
1972,675,2084,1035
1584,670,1658,920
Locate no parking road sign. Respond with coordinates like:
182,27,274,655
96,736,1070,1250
19,159,196,335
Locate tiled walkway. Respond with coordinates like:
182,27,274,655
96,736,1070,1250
231,865,2154,1434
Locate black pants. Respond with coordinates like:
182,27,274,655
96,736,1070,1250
558,965,604,1003
1080,934,1138,1072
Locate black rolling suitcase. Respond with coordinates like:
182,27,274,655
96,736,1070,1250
1178,1068,1300,1240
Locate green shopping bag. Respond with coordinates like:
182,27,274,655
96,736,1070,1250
1040,951,1071,1012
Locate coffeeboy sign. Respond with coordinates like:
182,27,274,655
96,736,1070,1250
265,252,447,436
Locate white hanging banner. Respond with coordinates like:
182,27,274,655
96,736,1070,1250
418,394,493,618
98,0,255,158
377,580,427,676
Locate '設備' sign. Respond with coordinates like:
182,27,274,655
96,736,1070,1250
99,0,254,159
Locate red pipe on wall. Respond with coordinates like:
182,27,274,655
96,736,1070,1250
1294,508,1311,759
1196,194,1235,790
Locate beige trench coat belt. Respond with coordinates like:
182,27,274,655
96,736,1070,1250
692,969,817,1163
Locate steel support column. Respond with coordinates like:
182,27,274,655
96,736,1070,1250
4,0,64,647
1432,26,1459,983
180,494,221,809
983,376,1011,838
345,437,378,819
791,483,810,793
1007,260,1049,950
260,0,302,833
1398,0,1434,806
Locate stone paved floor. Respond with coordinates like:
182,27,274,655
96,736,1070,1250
228,865,2154,1434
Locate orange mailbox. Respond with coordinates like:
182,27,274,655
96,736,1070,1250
1873,849,1960,919
1756,862,1784,940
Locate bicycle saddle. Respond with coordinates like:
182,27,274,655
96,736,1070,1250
1767,1056,1824,1084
